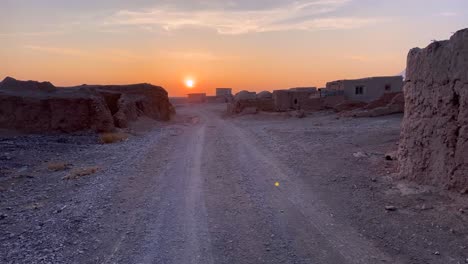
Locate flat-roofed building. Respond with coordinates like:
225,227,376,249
216,88,232,97
325,76,403,103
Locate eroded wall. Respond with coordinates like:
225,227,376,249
398,28,468,190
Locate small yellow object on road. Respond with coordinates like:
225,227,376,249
275,182,280,187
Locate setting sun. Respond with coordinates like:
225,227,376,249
185,79,195,88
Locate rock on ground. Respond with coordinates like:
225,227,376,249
398,28,468,190
0,77,173,133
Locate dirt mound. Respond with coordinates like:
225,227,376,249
364,92,403,110
321,95,346,109
398,28,468,191
0,77,173,133
333,101,367,112
342,92,405,117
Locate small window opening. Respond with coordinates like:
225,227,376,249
385,84,391,91
355,86,364,95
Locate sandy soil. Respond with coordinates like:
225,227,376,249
0,104,467,264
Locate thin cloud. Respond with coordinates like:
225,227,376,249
164,51,237,61
346,55,370,62
0,31,64,37
436,12,458,17
23,45,146,62
23,45,89,56
103,0,380,35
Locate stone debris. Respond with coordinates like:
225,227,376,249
333,101,368,113
353,152,368,158
290,109,306,118
420,204,434,211
341,92,405,118
385,151,398,161
240,107,258,115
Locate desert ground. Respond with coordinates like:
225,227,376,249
1,104,467,264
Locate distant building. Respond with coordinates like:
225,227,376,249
215,88,233,103
325,76,403,103
187,93,206,103
216,88,232,97
235,90,256,101
289,87,317,93
272,88,318,111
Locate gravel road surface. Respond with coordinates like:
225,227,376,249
1,104,467,264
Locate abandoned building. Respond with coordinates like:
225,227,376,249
272,88,319,111
227,90,276,114
216,88,232,97
325,76,403,103
257,91,273,99
215,88,233,102
235,90,256,101
289,87,317,93
187,93,207,103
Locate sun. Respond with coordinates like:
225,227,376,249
185,79,195,88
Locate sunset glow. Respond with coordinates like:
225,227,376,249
185,79,195,88
1,1,467,96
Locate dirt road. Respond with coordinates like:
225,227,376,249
1,104,467,264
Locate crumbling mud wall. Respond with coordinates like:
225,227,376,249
0,77,173,133
227,98,275,114
0,90,115,133
95,83,173,127
398,28,468,190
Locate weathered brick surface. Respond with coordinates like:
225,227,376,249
398,29,468,190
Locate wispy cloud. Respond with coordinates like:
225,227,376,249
23,43,234,62
164,51,237,61
346,55,370,62
103,0,381,35
0,31,64,37
436,11,458,17
23,45,146,62
23,45,89,56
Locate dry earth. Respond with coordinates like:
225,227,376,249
0,104,467,264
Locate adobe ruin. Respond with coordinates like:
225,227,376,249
325,76,403,103
0,77,173,133
398,28,468,190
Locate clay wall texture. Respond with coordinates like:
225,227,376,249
398,28,468,190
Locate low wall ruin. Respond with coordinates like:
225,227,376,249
0,77,173,133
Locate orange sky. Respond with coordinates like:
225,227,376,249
1,1,467,96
